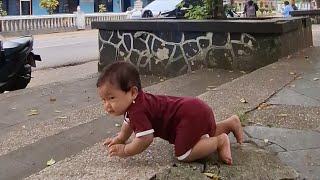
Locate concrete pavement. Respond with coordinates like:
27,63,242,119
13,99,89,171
24,46,320,179
0,25,319,179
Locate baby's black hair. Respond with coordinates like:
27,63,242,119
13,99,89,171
96,61,142,92
284,1,289,5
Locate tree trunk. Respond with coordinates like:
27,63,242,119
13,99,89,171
211,0,226,19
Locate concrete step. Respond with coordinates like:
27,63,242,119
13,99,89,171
0,68,242,180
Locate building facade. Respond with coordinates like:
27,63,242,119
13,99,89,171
0,0,150,15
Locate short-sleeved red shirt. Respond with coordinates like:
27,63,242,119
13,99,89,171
124,91,216,157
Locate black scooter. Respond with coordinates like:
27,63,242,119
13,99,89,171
0,35,41,93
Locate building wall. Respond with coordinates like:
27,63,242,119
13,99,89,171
3,0,20,15
80,0,94,13
32,0,49,15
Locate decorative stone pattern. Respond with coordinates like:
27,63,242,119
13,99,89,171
98,30,259,76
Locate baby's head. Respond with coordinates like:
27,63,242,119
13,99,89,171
97,61,141,116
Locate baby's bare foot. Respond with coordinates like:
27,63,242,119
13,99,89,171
231,115,243,144
217,133,232,165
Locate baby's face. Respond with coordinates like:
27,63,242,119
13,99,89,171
98,83,134,116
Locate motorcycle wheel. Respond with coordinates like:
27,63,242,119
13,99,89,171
7,64,32,91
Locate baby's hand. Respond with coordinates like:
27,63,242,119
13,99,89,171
108,144,126,158
102,134,124,147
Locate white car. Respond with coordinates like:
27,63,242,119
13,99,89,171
130,0,184,19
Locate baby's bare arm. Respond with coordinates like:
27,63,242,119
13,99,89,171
124,134,153,156
117,122,133,142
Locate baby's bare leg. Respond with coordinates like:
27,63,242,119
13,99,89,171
181,133,232,165
213,115,243,144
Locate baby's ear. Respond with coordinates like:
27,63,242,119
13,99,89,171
130,86,139,98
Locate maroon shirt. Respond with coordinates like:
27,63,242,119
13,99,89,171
124,91,214,146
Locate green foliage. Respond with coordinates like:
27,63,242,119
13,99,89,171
184,4,208,20
99,4,107,13
181,0,212,20
40,0,59,15
0,1,7,16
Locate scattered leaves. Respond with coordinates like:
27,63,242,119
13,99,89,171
240,71,246,74
160,79,164,82
22,125,26,129
115,123,121,127
50,98,56,102
290,84,296,88
277,113,288,117
46,158,56,166
313,78,319,81
54,110,62,113
263,139,269,143
240,98,248,103
290,72,296,75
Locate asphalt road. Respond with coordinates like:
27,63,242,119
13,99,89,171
28,24,319,71
32,30,99,70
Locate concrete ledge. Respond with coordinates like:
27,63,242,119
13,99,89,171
92,17,313,76
92,17,309,33
290,9,320,24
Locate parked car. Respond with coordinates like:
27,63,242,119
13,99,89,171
130,0,185,19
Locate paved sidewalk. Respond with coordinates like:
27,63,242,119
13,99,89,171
24,47,320,179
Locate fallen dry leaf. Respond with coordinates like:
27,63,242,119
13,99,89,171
313,78,319,81
264,139,269,143
278,114,288,117
258,102,269,109
50,98,56,102
46,158,56,166
290,84,296,87
290,72,296,75
206,88,218,91
203,172,219,180
56,116,67,119
270,79,274,81
203,172,215,178
240,98,248,103
28,109,39,116
54,110,62,113
240,71,246,74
